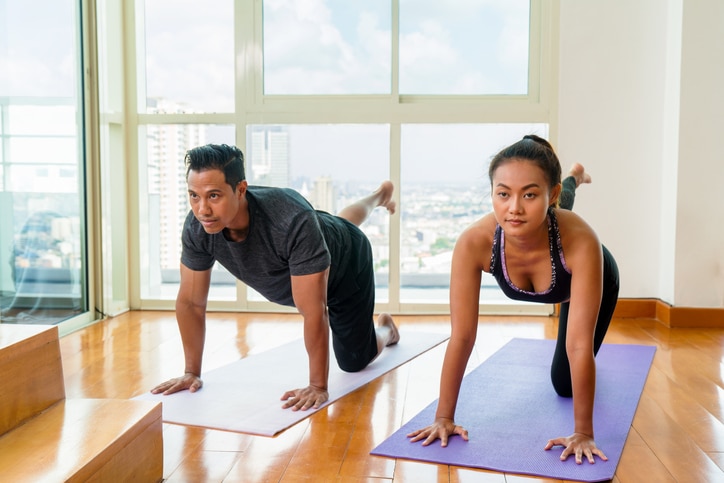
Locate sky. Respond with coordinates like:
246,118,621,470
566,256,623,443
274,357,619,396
1,0,530,103
280,123,547,185
140,0,529,104
0,0,77,96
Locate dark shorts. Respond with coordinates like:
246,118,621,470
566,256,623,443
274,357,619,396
327,225,378,373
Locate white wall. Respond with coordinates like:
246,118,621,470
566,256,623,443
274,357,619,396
674,0,724,307
659,0,683,307
557,0,724,308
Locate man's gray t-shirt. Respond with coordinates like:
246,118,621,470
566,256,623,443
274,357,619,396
180,186,358,307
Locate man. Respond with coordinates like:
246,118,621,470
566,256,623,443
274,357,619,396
151,144,399,411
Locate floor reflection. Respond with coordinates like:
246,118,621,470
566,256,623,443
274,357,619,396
0,305,83,325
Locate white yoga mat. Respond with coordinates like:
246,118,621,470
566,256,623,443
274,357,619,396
134,330,448,436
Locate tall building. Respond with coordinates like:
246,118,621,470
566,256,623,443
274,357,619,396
248,125,290,187
146,99,205,271
309,176,336,213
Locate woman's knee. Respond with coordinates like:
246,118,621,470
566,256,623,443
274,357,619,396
551,375,573,398
550,361,573,397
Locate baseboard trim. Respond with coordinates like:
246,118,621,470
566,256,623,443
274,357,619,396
613,298,724,328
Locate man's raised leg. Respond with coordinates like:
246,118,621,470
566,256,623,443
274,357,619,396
337,181,396,226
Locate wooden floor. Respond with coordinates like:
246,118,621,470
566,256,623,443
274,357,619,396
57,311,724,482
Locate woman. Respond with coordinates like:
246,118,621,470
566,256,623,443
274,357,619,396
408,135,619,465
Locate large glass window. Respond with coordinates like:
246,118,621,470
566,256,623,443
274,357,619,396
399,0,530,95
263,1,392,95
138,0,236,302
133,0,552,314
0,0,88,325
142,0,234,113
262,0,531,96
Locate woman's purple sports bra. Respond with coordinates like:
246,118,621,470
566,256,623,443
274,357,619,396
489,208,572,304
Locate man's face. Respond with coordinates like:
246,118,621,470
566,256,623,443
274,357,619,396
187,168,246,234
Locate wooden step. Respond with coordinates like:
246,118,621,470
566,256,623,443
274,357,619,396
0,398,163,482
0,324,65,436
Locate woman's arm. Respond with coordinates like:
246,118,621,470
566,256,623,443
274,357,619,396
436,229,485,420
545,211,608,463
408,217,493,446
563,215,603,436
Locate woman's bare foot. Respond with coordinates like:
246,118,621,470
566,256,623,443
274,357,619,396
568,163,592,187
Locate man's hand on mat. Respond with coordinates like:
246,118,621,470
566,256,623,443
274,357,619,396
406,418,469,447
280,385,329,411
544,433,608,464
150,373,203,395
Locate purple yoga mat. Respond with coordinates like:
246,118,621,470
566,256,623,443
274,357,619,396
371,338,656,482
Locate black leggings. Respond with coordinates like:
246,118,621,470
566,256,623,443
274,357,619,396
550,177,620,397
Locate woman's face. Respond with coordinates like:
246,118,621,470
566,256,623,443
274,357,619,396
491,159,559,236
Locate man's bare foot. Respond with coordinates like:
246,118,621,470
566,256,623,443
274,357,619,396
375,181,396,215
568,163,592,187
337,180,396,226
378,313,400,346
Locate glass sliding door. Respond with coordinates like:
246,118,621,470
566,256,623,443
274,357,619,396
0,0,89,325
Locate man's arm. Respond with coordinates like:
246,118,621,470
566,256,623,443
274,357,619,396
280,268,330,410
151,263,211,395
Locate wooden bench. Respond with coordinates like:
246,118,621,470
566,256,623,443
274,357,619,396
0,324,163,482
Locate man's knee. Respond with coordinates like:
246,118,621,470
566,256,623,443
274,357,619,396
335,343,378,373
337,357,367,373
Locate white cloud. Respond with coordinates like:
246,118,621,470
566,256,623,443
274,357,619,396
263,0,390,94
143,0,234,111
398,0,529,94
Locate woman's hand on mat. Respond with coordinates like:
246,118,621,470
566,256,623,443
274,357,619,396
280,385,329,411
406,418,469,447
150,373,203,395
544,433,608,464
